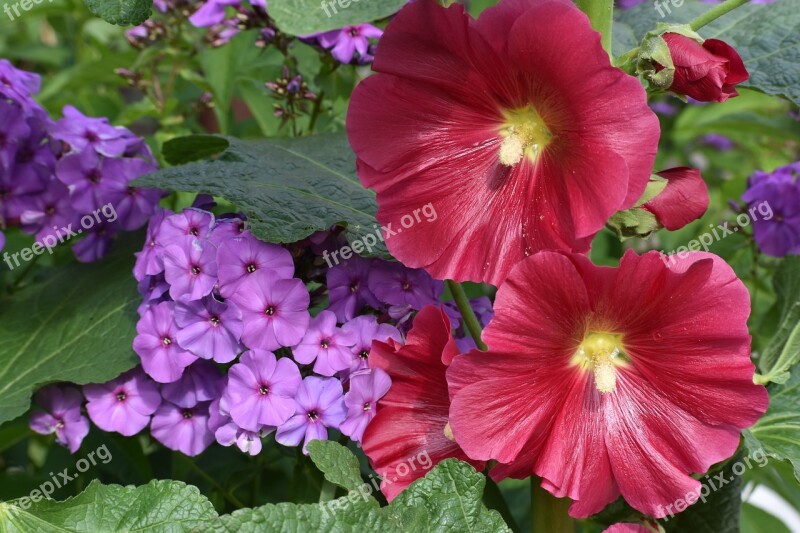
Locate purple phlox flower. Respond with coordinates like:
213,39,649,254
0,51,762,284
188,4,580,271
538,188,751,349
339,368,391,442
700,133,735,151
649,100,679,116
293,310,357,376
83,368,161,436
55,149,121,213
455,336,478,353
224,350,301,431
50,106,129,157
100,158,163,231
310,229,346,255
368,261,443,310
19,179,77,244
275,376,346,454
137,274,170,316
217,232,294,298
208,396,229,433
0,102,32,163
72,221,117,263
163,238,219,301
0,59,41,107
230,273,310,351
174,295,244,363
161,360,221,408
316,25,383,64
215,422,271,456
134,209,173,282
151,400,215,456
192,194,217,211
29,384,89,453
133,301,198,383
742,168,800,257
207,216,248,246
341,315,401,373
326,256,380,322
189,0,240,27
156,208,215,246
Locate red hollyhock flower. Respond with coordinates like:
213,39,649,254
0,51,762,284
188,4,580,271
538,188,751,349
643,167,709,231
447,250,768,518
347,0,659,286
660,33,748,103
361,305,484,501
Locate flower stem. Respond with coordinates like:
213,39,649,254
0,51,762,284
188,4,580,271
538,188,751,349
690,0,751,31
576,0,614,55
446,280,487,350
531,479,575,533
319,478,337,503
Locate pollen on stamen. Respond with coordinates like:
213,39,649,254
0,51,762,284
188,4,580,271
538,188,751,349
499,135,525,167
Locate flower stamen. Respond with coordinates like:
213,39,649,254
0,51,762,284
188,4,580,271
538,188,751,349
574,332,625,394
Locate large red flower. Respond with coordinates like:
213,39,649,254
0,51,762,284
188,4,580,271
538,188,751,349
446,250,768,518
347,0,660,286
361,305,484,501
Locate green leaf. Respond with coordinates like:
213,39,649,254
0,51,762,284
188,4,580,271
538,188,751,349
162,135,231,166
740,503,792,533
0,238,140,426
83,0,151,26
746,370,800,483
269,0,406,35
307,440,365,492
756,258,800,383
0,479,217,532
135,134,389,257
614,1,800,105
660,449,745,533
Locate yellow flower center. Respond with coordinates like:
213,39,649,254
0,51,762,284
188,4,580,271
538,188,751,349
572,332,626,394
498,106,552,167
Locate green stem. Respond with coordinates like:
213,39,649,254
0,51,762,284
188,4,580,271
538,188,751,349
531,479,575,533
319,479,337,503
575,0,614,55
689,0,751,31
446,280,487,350
483,477,520,532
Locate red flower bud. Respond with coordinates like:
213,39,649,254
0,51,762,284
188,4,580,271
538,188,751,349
660,33,748,103
643,167,709,231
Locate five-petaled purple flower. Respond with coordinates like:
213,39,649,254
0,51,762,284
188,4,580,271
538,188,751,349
151,400,215,456
293,310,357,376
83,368,161,436
29,384,90,453
341,315,402,373
217,232,294,298
163,238,219,301
134,301,198,383
275,376,346,454
340,369,391,442
174,296,244,363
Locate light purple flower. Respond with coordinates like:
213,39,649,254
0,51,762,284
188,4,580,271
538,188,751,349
275,376,346,454
339,369,391,442
327,256,380,322
217,232,294,298
215,422,272,456
189,0,240,27
293,310,356,376
19,179,77,244
137,274,170,316
224,350,301,431
230,273,310,351
133,301,198,383
174,296,244,363
29,385,89,453
157,209,215,246
50,105,128,157
368,262,443,310
83,368,161,436
316,25,383,64
0,59,42,106
151,400,215,456
72,222,116,263
163,238,218,301
100,159,162,231
55,149,124,212
161,360,221,408
134,209,172,282
207,217,247,246
341,315,402,372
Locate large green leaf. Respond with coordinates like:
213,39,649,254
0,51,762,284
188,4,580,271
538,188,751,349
740,503,792,533
202,442,510,532
0,239,140,426
269,0,406,35
615,0,800,105
83,0,152,26
756,257,800,383
136,134,389,257
0,479,217,532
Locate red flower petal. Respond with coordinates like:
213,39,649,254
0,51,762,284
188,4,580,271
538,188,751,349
642,167,709,231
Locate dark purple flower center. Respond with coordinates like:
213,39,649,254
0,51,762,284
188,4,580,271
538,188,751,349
210,316,220,326
246,263,257,274
350,282,359,293
45,205,56,215
265,305,276,316
401,281,411,291
362,402,371,412
348,28,360,37
320,338,331,349
359,350,369,360
182,409,194,419
307,410,319,421
84,130,99,143
87,169,102,183
116,392,127,402
55,418,65,429
15,147,33,164
162,336,172,346
259,385,269,395
189,226,199,236
191,265,201,275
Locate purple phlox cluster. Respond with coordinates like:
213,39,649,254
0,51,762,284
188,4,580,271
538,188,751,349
742,162,800,257
446,296,495,353
1,60,162,265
